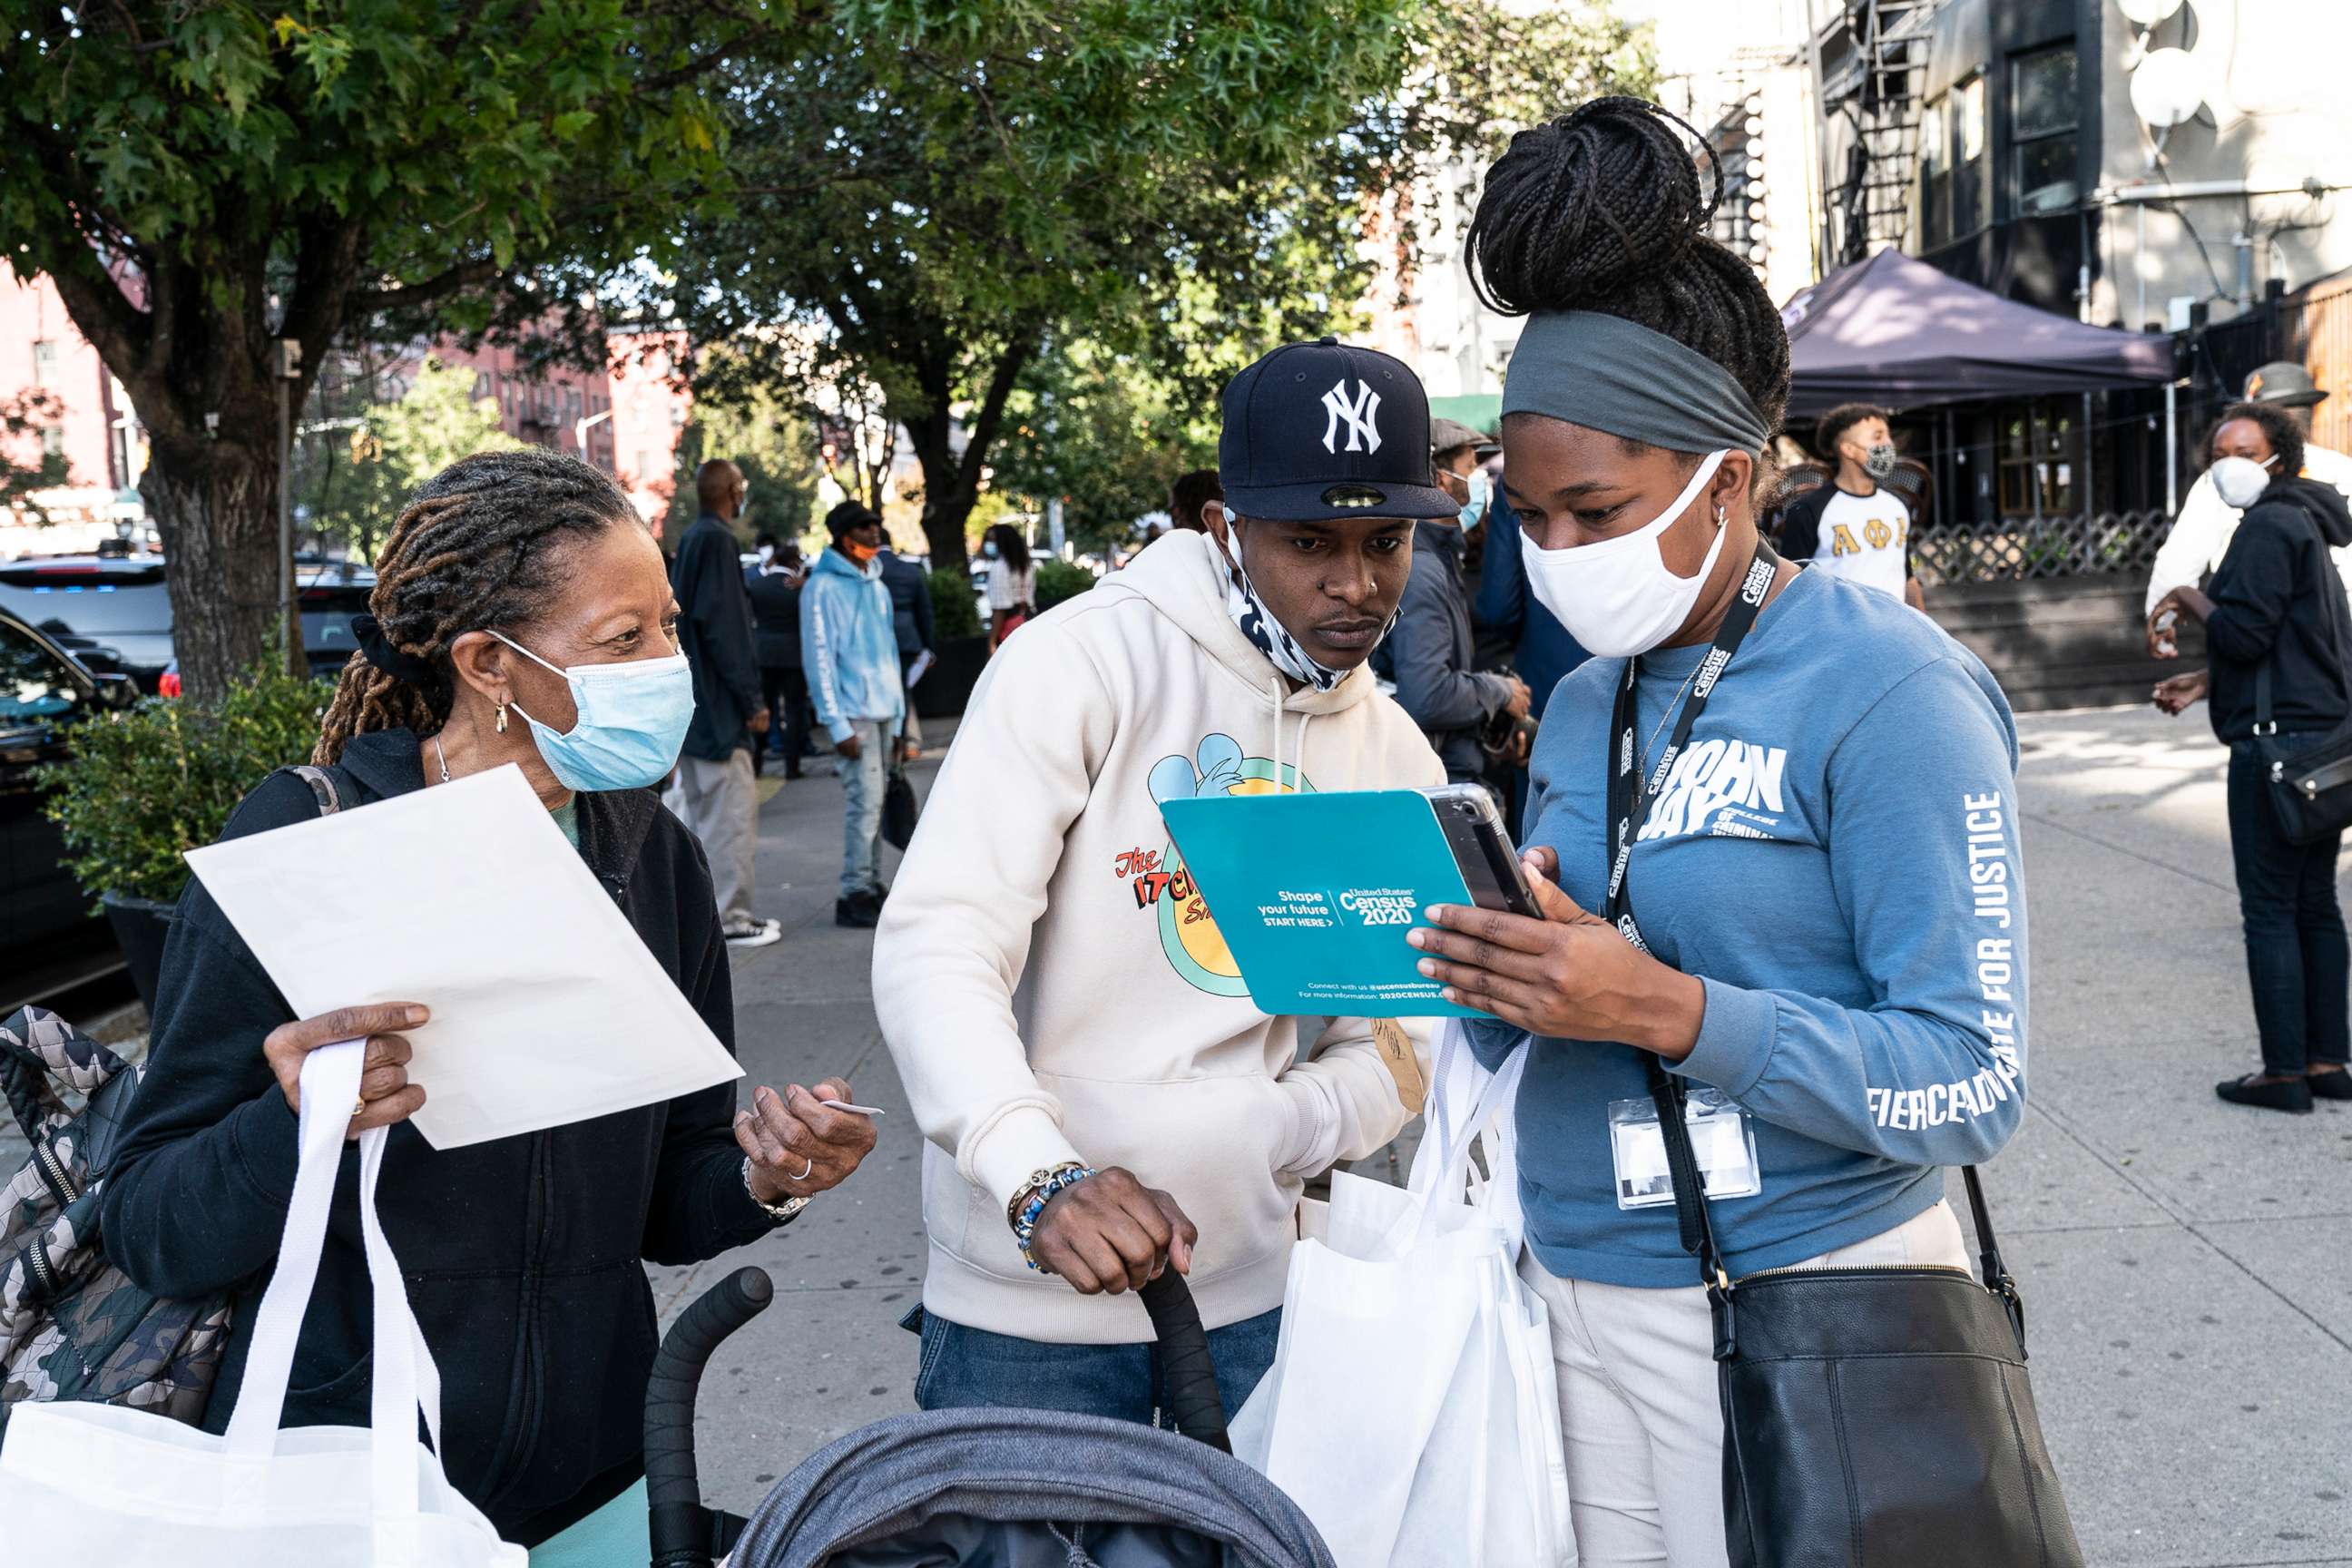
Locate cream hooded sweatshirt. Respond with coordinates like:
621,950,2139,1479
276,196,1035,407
873,529,1444,1343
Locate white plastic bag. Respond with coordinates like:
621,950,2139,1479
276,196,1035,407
1233,1024,1572,1567
0,1042,524,1566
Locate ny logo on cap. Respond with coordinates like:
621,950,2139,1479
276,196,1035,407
1320,379,1383,456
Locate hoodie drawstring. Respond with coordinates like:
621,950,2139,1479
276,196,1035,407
1266,676,1312,791
1266,677,1284,787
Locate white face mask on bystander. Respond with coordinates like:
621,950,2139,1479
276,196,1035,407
1517,448,1730,660
2210,453,2279,511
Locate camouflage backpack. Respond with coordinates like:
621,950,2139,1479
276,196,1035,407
0,1004,230,1436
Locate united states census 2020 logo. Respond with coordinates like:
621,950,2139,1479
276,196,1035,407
1338,889,1417,926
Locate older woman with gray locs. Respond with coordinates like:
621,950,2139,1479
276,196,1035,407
101,448,877,1560
1406,99,2034,1565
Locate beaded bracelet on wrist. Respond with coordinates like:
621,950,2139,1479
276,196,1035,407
1010,1164,1097,1270
1004,1161,1089,1230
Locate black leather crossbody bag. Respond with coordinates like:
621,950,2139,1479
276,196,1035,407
1605,540,2082,1564
2250,660,2352,845
1649,1071,2084,1568
2240,499,2352,844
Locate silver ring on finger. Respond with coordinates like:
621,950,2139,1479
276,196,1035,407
794,1155,814,1181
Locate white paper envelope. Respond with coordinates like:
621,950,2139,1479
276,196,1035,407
185,764,743,1149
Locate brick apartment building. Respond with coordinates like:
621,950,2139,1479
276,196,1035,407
1,264,690,554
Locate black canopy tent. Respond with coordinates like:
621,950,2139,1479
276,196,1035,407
1781,248,2181,514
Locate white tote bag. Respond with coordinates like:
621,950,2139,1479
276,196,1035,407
0,1042,524,1566
1232,1024,1573,1568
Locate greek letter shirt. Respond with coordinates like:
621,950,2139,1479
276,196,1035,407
1779,483,1915,600
1465,568,2027,1288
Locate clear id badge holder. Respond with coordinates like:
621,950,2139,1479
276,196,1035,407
1608,1087,1763,1210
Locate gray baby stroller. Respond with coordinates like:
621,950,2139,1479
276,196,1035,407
644,1268,1334,1568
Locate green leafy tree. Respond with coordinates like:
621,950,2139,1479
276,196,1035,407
0,1,749,701
991,339,1218,558
1,389,71,523
676,0,1651,575
298,358,521,560
986,0,1653,562
673,0,1415,574
663,358,821,549
1352,0,1655,299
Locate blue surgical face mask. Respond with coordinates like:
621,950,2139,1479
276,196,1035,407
1458,469,1491,531
491,632,695,793
982,540,1001,559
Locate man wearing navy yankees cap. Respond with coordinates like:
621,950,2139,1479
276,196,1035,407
874,338,1453,1421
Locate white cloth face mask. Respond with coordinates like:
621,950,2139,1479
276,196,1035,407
2210,453,2278,510
1518,448,1731,660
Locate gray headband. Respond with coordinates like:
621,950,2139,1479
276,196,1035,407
1501,310,1772,455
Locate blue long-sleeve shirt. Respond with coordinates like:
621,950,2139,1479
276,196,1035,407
1467,568,2028,1287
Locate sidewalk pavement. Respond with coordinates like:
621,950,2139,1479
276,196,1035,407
686,705,2352,1566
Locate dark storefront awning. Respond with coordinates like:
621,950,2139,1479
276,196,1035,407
1782,248,2176,418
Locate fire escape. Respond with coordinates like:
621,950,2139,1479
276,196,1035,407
1812,0,1938,268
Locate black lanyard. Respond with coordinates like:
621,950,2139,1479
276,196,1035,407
1607,538,1779,1297
1602,539,1780,950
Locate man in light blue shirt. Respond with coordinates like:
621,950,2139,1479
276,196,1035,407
802,501,907,927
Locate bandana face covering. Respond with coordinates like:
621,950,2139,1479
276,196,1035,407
1211,524,1368,692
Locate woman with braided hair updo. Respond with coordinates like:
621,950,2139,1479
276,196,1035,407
1402,99,2034,1564
99,448,877,1560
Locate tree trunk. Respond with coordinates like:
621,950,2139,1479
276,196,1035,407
900,328,1042,575
142,417,286,706
913,432,977,574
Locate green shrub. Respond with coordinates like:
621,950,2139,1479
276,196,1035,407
927,564,983,641
42,656,335,907
1034,557,1099,612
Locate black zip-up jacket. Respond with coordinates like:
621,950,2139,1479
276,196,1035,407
1383,522,1513,782
99,730,779,1544
2204,475,2352,743
672,512,763,760
878,549,936,660
744,562,803,671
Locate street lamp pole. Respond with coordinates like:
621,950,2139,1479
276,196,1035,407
271,339,302,676
576,406,615,468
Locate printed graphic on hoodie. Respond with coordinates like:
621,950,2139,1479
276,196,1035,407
1130,731,1315,995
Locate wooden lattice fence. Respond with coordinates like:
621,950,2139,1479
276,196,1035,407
1911,510,2171,586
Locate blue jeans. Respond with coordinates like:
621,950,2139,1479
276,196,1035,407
837,717,890,899
2228,739,2351,1074
906,1304,1281,1427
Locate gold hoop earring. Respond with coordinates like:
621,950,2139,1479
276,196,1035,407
495,701,508,734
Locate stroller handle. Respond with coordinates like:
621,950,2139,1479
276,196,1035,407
646,1266,773,1568
1141,1270,1230,1453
